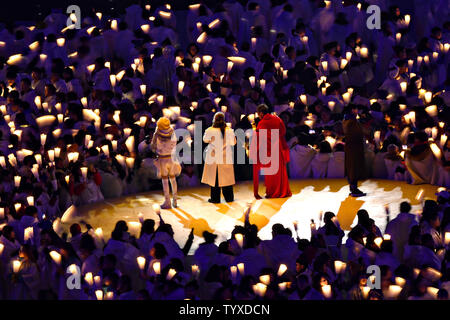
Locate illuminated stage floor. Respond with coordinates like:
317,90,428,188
62,179,439,254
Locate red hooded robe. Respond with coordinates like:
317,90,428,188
250,113,292,198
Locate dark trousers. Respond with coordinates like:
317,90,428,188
210,169,234,203
347,177,358,192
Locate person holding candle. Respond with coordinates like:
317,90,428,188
10,244,40,300
151,117,181,209
201,112,236,203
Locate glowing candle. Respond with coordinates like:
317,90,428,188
404,14,410,26
374,237,383,248
346,51,352,61
396,33,401,43
140,23,150,33
260,79,266,91
400,82,407,94
39,54,47,64
0,156,5,168
424,267,441,282
430,143,442,159
340,58,348,69
251,37,257,50
361,286,370,299
237,263,244,275
227,61,233,73
431,127,438,140
395,277,406,287
157,95,164,106
321,61,328,73
95,290,103,300
36,115,56,128
83,273,93,287
253,283,267,297
202,55,212,66
360,47,368,58
278,264,288,276
235,233,244,248
27,196,34,206
110,75,116,87
105,292,114,300
197,32,207,44
13,260,21,273
387,285,402,299
24,226,33,241
192,62,199,73
334,261,346,274
56,38,65,47
259,275,270,285
342,92,351,104
432,52,439,61
31,164,39,180
111,19,118,31
140,84,146,96
300,94,307,105
14,176,21,187
100,145,109,158
383,234,391,241
116,70,125,82
249,76,255,88
408,111,416,126
93,275,101,287
322,285,332,298
374,131,381,145
125,136,135,153
277,282,288,291
29,41,39,51
166,268,177,280
81,97,88,108
49,250,62,265
153,261,161,274
440,134,447,148
424,91,432,104
137,256,146,270
325,136,336,149
178,81,185,94
230,266,237,279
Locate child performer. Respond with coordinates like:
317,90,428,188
151,117,181,209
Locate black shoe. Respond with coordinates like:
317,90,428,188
208,199,220,204
350,189,366,197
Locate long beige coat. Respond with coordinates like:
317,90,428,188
201,127,236,187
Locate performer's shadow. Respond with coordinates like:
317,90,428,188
169,207,215,237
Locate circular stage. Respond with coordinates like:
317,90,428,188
61,179,440,254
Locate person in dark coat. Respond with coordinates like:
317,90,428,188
343,106,366,197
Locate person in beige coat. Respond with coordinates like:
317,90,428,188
201,112,236,203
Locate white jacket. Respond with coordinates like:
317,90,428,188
201,127,236,187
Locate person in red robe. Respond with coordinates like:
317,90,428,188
250,104,292,199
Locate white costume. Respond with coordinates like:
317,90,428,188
151,118,181,209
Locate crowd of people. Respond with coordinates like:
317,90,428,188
0,0,448,299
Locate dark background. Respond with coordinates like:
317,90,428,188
0,0,198,25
